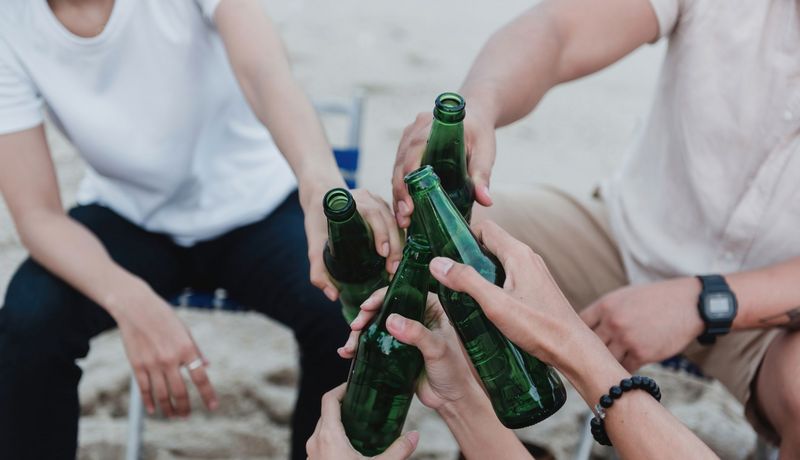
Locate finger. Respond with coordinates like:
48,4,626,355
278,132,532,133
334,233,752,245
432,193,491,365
150,371,174,418
165,366,191,417
361,205,391,258
350,295,384,330
386,314,447,362
381,202,405,274
621,354,640,373
134,368,156,415
187,362,218,411
428,257,504,310
338,330,361,357
379,431,419,460
320,383,347,427
466,128,496,207
471,220,532,273
607,341,627,363
580,302,603,330
309,255,338,302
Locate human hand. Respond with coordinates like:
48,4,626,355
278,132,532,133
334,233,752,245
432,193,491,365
338,288,483,412
304,186,404,301
391,107,496,229
580,278,704,371
112,285,218,417
424,220,593,368
306,384,420,460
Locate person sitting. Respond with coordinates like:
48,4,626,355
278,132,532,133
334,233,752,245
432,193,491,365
0,1,401,459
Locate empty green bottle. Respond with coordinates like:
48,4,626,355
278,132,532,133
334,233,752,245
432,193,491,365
404,166,566,428
420,92,475,222
341,236,431,455
323,188,389,322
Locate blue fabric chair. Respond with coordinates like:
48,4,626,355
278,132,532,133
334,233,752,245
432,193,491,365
125,93,365,460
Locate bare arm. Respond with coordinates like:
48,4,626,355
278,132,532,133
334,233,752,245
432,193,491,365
392,0,660,224
0,126,217,416
214,0,403,294
461,0,660,127
429,221,717,460
728,257,800,330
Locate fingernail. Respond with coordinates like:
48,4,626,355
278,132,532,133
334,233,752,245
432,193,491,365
398,201,409,215
391,260,400,274
323,287,337,301
430,257,454,277
387,313,406,331
147,406,155,415
381,242,390,257
406,431,420,445
482,184,492,201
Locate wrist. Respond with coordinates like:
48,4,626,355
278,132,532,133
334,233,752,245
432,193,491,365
436,379,490,424
101,275,156,320
459,85,501,127
558,330,631,404
297,171,346,210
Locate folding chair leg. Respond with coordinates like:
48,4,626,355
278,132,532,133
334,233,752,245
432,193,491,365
573,411,595,460
126,375,145,460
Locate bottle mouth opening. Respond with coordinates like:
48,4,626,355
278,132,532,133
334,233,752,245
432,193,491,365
404,165,440,194
323,188,356,221
435,92,466,113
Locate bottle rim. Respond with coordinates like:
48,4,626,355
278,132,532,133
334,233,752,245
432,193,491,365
323,188,356,221
434,92,466,122
403,165,440,192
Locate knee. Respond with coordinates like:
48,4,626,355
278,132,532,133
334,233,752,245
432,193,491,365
1,259,79,349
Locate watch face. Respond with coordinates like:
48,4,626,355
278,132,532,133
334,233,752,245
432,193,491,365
705,293,734,319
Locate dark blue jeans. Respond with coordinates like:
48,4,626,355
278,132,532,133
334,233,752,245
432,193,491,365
0,191,350,460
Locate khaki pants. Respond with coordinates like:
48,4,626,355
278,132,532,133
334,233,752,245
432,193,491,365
474,185,780,441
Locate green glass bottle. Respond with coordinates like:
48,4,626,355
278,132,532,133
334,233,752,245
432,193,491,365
323,188,389,323
404,166,567,428
341,236,431,456
420,92,475,222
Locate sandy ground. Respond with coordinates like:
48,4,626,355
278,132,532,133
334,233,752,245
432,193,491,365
0,1,772,459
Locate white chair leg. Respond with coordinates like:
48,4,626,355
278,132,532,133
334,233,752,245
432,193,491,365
126,375,145,460
573,411,594,460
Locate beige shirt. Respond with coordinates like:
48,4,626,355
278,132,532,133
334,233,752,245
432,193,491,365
603,0,800,284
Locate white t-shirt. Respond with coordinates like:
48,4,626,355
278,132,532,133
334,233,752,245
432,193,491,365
0,0,297,246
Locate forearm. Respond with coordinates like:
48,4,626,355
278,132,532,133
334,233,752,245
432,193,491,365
215,0,345,212
17,211,152,318
437,383,531,460
459,5,563,128
559,332,717,460
727,257,800,330
460,0,657,129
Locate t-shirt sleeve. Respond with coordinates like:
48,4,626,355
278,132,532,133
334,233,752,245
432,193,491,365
647,0,681,41
0,37,43,135
194,0,223,23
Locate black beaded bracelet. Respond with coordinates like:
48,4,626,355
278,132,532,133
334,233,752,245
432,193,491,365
590,375,662,446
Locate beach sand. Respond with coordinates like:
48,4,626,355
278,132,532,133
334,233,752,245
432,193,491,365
0,1,765,458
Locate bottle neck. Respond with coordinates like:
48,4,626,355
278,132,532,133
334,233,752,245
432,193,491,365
325,212,385,283
374,241,432,327
409,179,501,282
421,118,468,192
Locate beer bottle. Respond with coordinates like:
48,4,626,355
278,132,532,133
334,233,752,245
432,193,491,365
323,188,389,322
341,236,431,455
404,166,567,428
420,92,475,222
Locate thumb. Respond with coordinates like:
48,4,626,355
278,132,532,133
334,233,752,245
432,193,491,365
428,257,503,308
378,431,419,459
386,314,445,362
467,131,496,207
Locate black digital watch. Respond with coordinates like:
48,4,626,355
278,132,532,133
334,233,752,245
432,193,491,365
696,274,738,345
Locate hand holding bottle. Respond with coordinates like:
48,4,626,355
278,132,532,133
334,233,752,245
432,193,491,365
306,384,420,460
340,289,484,412
304,185,403,301
392,104,497,229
